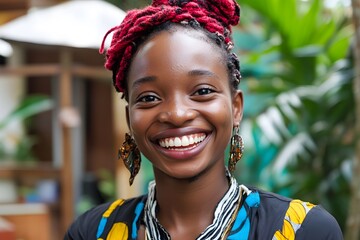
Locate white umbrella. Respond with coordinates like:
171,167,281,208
0,39,12,57
0,0,125,49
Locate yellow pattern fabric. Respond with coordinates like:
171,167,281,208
106,222,129,240
103,199,125,218
97,199,126,240
273,200,315,240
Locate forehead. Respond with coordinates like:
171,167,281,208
128,28,225,80
142,24,222,54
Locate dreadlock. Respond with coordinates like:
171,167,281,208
100,0,241,96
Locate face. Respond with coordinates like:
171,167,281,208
126,28,243,180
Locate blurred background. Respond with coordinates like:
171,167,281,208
0,0,358,239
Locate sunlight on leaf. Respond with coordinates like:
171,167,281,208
273,132,316,171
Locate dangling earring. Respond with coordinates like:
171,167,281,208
228,126,244,174
118,133,141,186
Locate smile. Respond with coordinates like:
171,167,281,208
158,133,207,149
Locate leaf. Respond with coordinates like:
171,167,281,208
0,95,53,130
272,132,316,171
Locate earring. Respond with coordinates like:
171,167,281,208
118,133,141,186
228,126,244,174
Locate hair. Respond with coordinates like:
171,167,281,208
100,0,241,99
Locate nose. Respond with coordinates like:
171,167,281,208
157,97,198,126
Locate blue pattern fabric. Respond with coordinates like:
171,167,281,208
96,217,108,238
228,191,260,240
131,202,145,239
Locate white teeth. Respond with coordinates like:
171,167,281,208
181,136,189,146
189,136,194,145
174,137,181,147
158,134,206,148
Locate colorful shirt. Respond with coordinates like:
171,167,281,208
64,187,343,239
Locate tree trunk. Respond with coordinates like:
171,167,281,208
345,0,360,239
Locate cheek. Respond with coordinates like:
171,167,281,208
207,100,233,122
128,109,147,135
204,99,234,138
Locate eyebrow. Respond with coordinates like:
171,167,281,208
131,76,157,89
188,69,220,79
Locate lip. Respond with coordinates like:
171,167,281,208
152,131,212,160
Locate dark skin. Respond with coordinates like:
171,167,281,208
125,27,243,240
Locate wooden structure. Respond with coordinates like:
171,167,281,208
0,1,136,238
0,203,51,240
0,44,110,236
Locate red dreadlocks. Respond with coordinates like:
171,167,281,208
99,0,240,93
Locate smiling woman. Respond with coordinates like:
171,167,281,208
126,28,241,182
65,0,343,239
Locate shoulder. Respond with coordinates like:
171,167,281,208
246,187,294,238
250,186,293,217
246,187,343,239
296,205,343,239
64,196,147,240
64,202,112,239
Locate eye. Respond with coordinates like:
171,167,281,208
136,94,160,103
194,87,215,96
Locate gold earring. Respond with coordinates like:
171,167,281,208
118,133,141,186
228,126,244,174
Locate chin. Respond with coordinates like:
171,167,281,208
163,165,209,182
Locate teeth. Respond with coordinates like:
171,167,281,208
169,139,174,147
189,136,194,145
158,133,206,148
182,136,189,146
174,137,181,147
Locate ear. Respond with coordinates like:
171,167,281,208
232,90,243,126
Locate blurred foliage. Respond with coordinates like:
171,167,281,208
234,0,354,230
77,169,117,215
97,168,117,201
0,95,53,162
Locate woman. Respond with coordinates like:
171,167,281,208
65,0,343,239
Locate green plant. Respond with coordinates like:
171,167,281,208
235,0,353,229
0,95,53,162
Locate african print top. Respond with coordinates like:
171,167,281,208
64,187,343,240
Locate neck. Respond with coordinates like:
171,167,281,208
152,164,230,238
